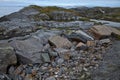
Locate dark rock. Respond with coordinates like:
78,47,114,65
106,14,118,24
0,42,17,73
67,30,94,43
0,21,36,40
49,52,58,57
0,73,11,80
41,53,51,63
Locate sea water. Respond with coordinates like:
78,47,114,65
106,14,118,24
0,6,24,17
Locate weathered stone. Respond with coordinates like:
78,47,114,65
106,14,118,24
99,39,111,44
87,41,96,47
42,44,50,52
49,35,72,48
76,42,87,50
49,52,58,57
31,69,37,76
46,76,56,80
54,48,71,60
14,65,24,75
90,25,120,39
9,30,58,64
0,73,11,80
24,74,33,80
67,30,94,43
10,37,43,64
8,66,15,75
41,53,51,63
57,58,64,66
0,42,17,73
13,75,23,80
37,21,94,29
39,13,50,20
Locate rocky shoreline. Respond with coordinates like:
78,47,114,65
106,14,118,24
0,5,120,80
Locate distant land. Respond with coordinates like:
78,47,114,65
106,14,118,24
0,5,120,22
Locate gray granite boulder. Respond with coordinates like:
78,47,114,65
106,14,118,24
9,30,61,64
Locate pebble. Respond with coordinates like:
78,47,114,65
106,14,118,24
14,65,24,75
46,76,56,80
57,58,64,66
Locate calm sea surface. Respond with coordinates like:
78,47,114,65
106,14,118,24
0,6,24,17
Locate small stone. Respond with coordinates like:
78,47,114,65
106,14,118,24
76,42,87,50
51,61,57,67
14,75,23,80
28,64,33,67
8,66,15,75
0,73,11,80
54,75,58,78
21,70,26,78
42,44,50,51
14,65,24,75
49,52,58,57
95,54,102,60
57,58,64,66
36,72,42,80
32,69,37,76
25,67,32,74
49,35,72,48
80,58,86,63
80,74,85,80
41,53,51,62
83,67,88,71
100,39,111,44
87,40,96,47
24,74,33,80
54,48,71,60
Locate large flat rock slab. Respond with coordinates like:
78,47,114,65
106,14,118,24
90,25,120,39
49,35,72,48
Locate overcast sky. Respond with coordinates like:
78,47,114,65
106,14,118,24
0,0,120,7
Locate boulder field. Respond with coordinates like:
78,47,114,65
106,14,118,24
0,5,120,80
0,24,120,80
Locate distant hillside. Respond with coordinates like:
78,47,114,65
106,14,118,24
0,5,81,22
71,7,120,22
0,5,119,22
